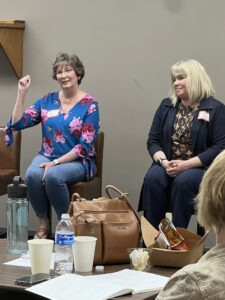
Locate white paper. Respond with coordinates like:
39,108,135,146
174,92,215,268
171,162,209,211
86,269,169,294
4,252,55,269
26,269,169,300
26,273,132,300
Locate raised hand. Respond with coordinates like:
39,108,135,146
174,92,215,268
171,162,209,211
18,75,31,93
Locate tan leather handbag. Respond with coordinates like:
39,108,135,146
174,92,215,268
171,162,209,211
68,185,141,265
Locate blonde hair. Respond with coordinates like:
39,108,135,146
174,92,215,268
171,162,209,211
169,59,215,106
197,150,225,231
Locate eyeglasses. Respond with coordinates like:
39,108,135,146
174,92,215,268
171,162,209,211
56,68,74,76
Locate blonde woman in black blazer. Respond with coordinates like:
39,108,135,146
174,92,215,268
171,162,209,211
139,59,225,229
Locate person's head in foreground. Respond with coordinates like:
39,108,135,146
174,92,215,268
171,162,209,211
156,149,225,300
197,149,225,240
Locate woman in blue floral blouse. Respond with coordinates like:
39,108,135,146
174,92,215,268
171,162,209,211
5,52,100,238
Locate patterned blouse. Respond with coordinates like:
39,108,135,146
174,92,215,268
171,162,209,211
171,103,198,160
4,91,100,180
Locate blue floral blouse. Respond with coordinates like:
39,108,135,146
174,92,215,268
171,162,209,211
4,91,100,180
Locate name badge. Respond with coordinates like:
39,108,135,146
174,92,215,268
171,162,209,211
47,109,59,118
197,110,209,122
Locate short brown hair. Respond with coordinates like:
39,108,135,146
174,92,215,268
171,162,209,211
197,150,225,231
52,52,85,85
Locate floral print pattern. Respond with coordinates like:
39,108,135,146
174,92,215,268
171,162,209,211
43,136,53,156
54,129,65,143
82,123,95,143
4,92,100,180
87,103,97,115
69,117,83,136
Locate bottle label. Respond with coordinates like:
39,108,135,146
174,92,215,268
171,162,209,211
55,233,74,245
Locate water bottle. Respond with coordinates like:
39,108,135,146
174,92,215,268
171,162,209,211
6,176,28,254
54,213,74,274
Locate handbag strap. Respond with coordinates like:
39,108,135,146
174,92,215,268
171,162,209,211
72,193,87,202
105,185,140,224
105,185,129,199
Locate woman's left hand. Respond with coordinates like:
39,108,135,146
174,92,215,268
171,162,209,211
39,161,55,181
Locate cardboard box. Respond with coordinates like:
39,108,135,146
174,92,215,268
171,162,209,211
141,216,209,268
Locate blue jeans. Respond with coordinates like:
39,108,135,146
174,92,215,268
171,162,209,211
139,164,205,229
25,155,88,220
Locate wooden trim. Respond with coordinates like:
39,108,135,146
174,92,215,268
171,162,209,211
0,20,25,78
0,20,25,29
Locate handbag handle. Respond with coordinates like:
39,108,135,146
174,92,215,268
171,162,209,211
105,185,140,224
105,184,129,199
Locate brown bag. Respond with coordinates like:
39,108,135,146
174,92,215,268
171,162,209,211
68,185,141,265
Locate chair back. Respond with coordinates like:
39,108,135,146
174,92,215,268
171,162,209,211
0,127,21,171
95,131,104,178
0,127,21,195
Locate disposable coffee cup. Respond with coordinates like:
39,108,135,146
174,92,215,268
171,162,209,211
28,239,54,275
72,236,97,272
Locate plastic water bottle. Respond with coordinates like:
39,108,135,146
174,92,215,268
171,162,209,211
7,176,28,254
54,213,74,275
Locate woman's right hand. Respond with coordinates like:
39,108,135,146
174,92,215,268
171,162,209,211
12,75,31,124
18,75,31,93
161,160,170,169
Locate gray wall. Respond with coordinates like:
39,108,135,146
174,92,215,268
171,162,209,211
1,0,222,246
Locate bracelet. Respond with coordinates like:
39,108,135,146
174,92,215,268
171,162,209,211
157,157,168,165
53,159,60,166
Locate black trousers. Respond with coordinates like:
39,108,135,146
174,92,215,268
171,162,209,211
139,164,204,229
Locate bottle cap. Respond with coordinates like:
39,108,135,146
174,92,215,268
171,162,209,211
95,265,104,272
7,176,27,199
61,213,70,219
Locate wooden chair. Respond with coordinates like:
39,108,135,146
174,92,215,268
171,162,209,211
47,131,104,236
165,213,205,236
68,131,104,199
162,187,205,236
166,205,205,236
0,127,21,237
0,127,21,196
141,184,205,237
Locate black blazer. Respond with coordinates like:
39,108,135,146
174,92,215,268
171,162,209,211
147,97,225,167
